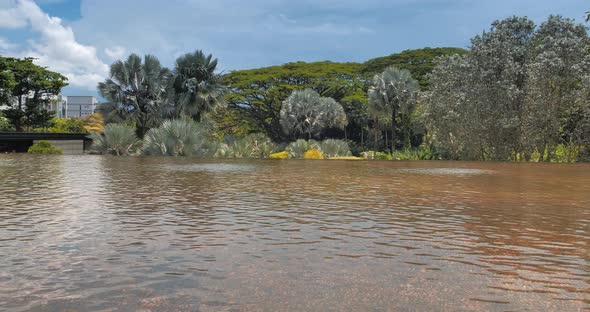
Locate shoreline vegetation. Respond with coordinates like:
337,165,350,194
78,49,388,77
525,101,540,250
3,15,590,162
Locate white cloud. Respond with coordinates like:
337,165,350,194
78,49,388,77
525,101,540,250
104,46,126,60
0,1,27,28
0,0,109,91
0,37,18,52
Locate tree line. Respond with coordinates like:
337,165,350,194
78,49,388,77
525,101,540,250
1,14,589,161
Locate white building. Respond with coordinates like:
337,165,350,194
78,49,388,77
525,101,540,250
63,96,98,118
46,96,99,118
45,95,66,117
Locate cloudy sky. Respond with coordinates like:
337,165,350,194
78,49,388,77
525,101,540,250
0,0,587,96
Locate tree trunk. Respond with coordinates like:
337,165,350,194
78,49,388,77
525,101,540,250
15,96,23,132
136,126,147,139
391,109,397,152
361,128,364,148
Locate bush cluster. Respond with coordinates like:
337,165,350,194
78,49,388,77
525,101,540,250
27,141,63,155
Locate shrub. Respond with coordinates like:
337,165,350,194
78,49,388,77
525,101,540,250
319,139,352,157
303,149,324,159
286,139,321,158
44,118,86,133
0,114,13,131
362,151,392,160
226,133,278,158
142,118,210,157
269,151,289,159
90,124,139,156
207,142,230,158
28,141,63,154
391,146,440,160
83,113,104,133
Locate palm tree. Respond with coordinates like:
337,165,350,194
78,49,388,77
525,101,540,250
368,66,419,151
280,88,347,140
98,54,171,138
167,50,227,121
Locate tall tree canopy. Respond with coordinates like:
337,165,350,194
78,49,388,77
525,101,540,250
167,50,227,121
361,47,468,89
221,61,364,141
425,15,590,161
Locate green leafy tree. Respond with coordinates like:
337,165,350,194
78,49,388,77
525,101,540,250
0,57,16,105
368,66,419,151
98,54,171,138
425,16,590,161
0,111,13,131
222,61,364,141
0,57,68,131
523,16,590,159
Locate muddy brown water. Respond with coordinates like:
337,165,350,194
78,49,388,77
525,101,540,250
0,155,588,311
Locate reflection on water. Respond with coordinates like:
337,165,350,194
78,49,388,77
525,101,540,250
396,167,494,175
0,155,589,311
159,163,257,173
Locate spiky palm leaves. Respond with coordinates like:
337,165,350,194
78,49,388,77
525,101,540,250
89,124,140,156
98,54,171,139
319,139,352,157
142,118,213,157
167,50,227,121
368,66,419,150
280,89,347,140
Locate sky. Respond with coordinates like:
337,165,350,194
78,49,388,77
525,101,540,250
0,0,588,97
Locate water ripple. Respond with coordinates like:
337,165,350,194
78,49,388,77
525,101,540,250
0,155,588,311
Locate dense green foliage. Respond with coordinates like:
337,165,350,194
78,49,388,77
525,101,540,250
361,48,468,89
27,141,63,154
221,61,364,142
390,146,440,160
425,15,590,161
43,118,85,133
98,51,227,139
218,48,465,150
0,56,68,131
82,13,589,162
0,112,14,131
31,116,104,134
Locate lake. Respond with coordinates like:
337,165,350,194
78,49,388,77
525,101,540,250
0,155,588,311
